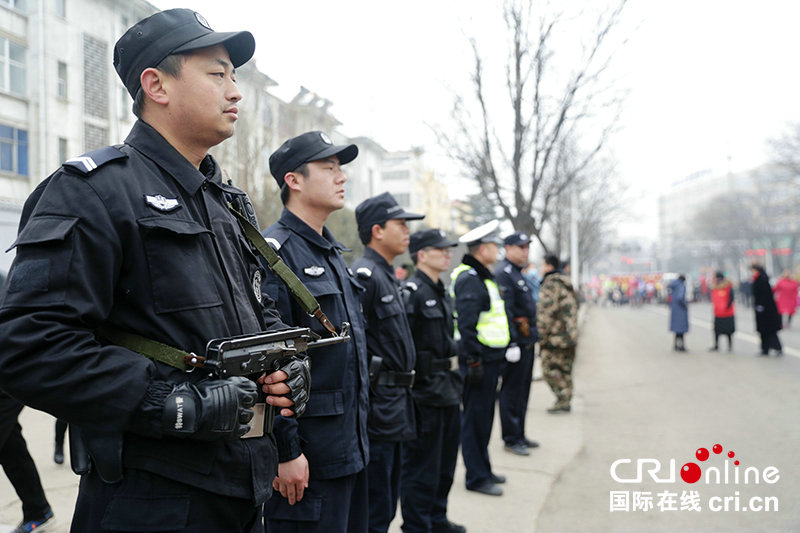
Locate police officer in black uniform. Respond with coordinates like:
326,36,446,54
399,229,466,533
495,231,539,457
0,10,308,531
352,192,423,533
262,131,370,532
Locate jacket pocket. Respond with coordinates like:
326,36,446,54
137,216,222,313
102,495,189,531
3,215,78,305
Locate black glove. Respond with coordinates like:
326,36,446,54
466,358,484,384
278,356,311,417
161,377,258,440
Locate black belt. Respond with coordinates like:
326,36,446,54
430,355,459,372
376,370,416,388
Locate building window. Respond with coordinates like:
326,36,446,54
0,125,28,176
394,193,410,206
57,61,67,99
54,0,65,17
83,35,108,119
58,137,68,164
0,0,26,12
0,37,26,96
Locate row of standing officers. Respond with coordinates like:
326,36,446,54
0,8,554,533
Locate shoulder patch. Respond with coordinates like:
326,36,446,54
63,145,127,176
356,267,372,279
261,225,291,251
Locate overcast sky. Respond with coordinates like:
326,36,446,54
152,0,800,241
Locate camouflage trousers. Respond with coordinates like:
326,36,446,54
540,345,576,406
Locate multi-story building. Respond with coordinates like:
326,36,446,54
344,135,385,208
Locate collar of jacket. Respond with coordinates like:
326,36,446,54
278,208,349,252
462,253,494,281
125,120,217,196
413,269,445,295
363,246,394,277
713,279,731,290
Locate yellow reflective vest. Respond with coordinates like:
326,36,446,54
450,263,511,348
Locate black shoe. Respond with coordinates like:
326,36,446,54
708,346,718,352
432,519,467,533
758,352,769,357
775,350,783,357
489,473,506,484
467,479,503,496
54,443,64,465
504,442,531,456
523,437,540,448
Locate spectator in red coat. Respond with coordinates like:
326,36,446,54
709,271,735,352
772,269,799,327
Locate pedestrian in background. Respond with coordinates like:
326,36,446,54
709,271,735,352
668,275,689,352
451,220,511,497
495,231,539,456
0,390,55,532
353,192,424,532
400,229,465,533
752,264,783,357
772,269,799,328
537,254,579,413
262,131,370,532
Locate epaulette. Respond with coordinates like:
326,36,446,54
504,264,513,274
403,281,418,292
356,267,372,279
262,226,291,251
63,145,127,176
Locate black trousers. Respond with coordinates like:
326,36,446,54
367,440,403,533
264,469,368,533
499,344,534,445
0,391,50,522
72,468,262,532
460,358,503,489
400,404,460,532
759,331,782,354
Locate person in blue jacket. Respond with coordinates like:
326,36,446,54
668,275,689,351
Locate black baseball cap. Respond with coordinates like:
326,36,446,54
114,9,255,98
504,231,531,246
409,229,458,254
269,131,359,188
355,192,424,231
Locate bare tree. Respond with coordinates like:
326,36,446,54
769,122,800,181
435,0,629,252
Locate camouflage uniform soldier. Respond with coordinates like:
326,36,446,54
536,254,578,413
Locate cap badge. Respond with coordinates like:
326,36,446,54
303,266,325,277
380,294,395,303
319,132,333,145
145,194,180,212
520,233,529,240
425,299,437,307
387,205,403,214
194,12,212,30
252,270,263,303
439,230,446,237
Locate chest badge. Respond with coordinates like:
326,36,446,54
145,194,180,212
304,266,325,277
381,294,395,303
252,270,263,303
425,299,437,307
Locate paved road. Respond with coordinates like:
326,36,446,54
3,303,799,532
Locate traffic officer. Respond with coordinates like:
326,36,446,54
262,131,371,532
399,229,466,533
495,231,540,456
352,192,423,533
0,10,308,531
451,220,512,497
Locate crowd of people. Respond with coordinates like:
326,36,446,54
666,265,796,357
0,9,581,533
